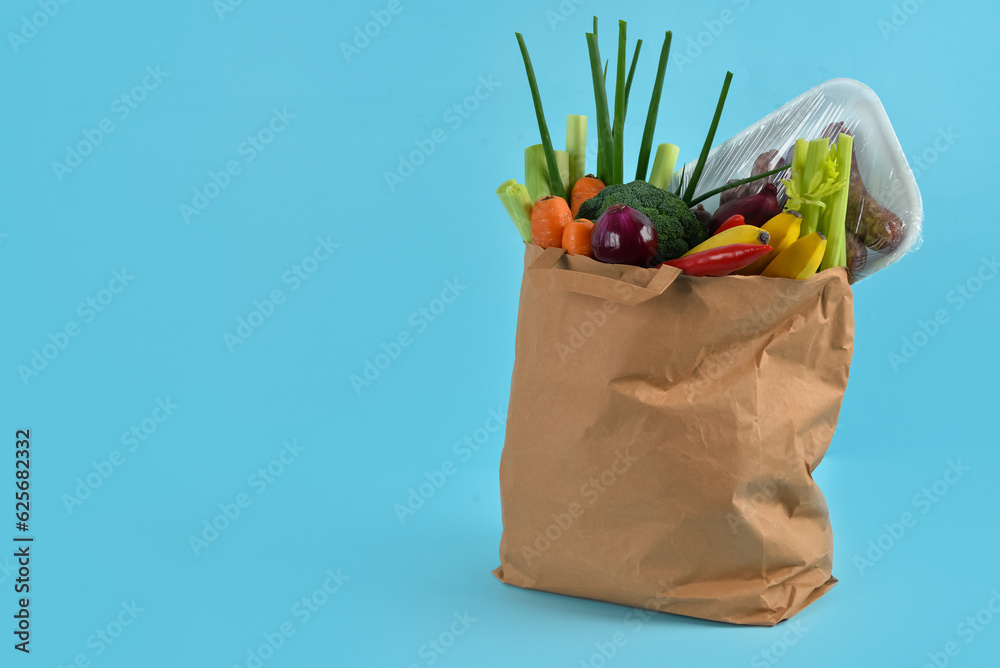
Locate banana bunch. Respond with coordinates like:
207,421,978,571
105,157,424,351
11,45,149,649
737,210,828,280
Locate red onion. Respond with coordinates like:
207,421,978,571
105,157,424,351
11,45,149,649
591,204,658,267
708,182,781,234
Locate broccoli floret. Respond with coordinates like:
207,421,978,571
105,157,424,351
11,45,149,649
576,180,709,262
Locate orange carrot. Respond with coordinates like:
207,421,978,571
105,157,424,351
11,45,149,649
531,196,572,249
562,219,594,257
570,175,605,218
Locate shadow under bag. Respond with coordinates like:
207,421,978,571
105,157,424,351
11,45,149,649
495,244,854,626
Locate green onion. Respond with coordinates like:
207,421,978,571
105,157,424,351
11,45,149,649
515,32,565,199
682,70,733,204
635,31,672,182
566,115,588,197
611,20,627,185
686,163,790,207
586,32,614,185
648,143,679,191
623,39,642,117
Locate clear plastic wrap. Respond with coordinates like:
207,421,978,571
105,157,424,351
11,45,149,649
669,78,923,282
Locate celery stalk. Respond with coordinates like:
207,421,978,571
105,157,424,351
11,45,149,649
525,144,551,202
496,179,533,244
648,143,679,191
611,20,627,185
515,33,565,199
820,133,854,270
798,138,830,236
566,115,588,197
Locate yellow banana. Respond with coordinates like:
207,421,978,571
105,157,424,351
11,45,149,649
683,225,769,257
736,210,802,275
761,231,827,280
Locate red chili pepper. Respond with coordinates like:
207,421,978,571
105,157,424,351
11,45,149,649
712,214,745,235
661,243,772,277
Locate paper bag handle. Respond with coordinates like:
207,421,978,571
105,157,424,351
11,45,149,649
527,247,682,306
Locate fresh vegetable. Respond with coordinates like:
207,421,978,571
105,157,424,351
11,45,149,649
662,243,772,277
585,30,614,184
707,182,781,234
591,204,658,266
845,151,904,252
720,150,782,205
691,204,712,225
526,145,569,203
846,231,867,281
623,38,642,117
571,175,605,218
735,210,802,275
496,179,534,243
762,232,827,280
566,115,588,197
819,133,853,271
681,71,733,204
635,31,672,181
515,33,565,198
713,214,744,235
576,180,708,262
687,164,789,208
612,20,628,185
562,218,595,257
531,196,573,249
684,225,768,257
648,143,679,191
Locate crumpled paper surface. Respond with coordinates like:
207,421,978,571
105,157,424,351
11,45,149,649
494,244,854,626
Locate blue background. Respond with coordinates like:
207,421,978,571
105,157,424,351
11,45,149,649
2,0,996,666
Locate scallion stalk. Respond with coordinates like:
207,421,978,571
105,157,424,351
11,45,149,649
611,20,627,185
623,39,642,117
682,71,733,204
635,31,672,182
686,163,790,207
515,32,565,199
586,32,614,185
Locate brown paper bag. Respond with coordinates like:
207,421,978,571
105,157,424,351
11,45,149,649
494,244,854,626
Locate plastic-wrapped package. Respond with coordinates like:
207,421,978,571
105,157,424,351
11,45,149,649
669,78,923,282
